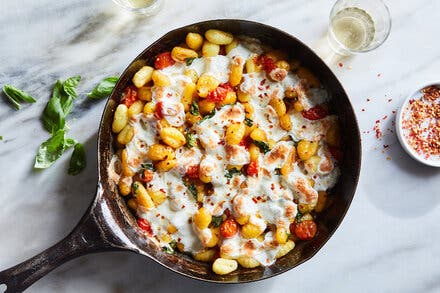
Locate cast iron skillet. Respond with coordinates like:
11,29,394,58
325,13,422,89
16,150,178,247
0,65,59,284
0,19,361,292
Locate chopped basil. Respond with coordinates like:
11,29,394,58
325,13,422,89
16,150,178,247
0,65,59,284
87,76,119,99
0,136,2,141
162,240,177,254
225,167,242,179
3,84,37,110
211,216,223,228
141,163,155,171
34,130,74,169
199,110,216,123
186,133,196,148
274,168,281,175
184,181,198,200
133,182,139,193
253,140,271,154
185,57,196,66
68,143,87,175
295,211,303,223
42,76,82,134
244,117,253,127
190,101,199,116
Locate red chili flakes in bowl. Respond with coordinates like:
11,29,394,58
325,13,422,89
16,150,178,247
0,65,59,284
401,85,440,159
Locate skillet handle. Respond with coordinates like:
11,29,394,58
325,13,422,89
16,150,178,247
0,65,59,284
0,211,120,293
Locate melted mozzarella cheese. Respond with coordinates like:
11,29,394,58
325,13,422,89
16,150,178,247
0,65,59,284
289,112,337,142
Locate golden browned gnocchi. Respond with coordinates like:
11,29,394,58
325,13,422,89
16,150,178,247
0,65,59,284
110,29,342,275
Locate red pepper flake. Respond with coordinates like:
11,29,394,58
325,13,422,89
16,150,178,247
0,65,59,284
387,98,393,102
361,108,365,112
260,79,266,86
160,188,166,193
401,85,440,159
338,62,344,68
155,213,160,217
377,73,381,77
392,110,396,114
383,144,389,148
252,197,258,204
270,183,275,190
373,120,382,139
382,115,388,120
367,98,371,102
181,205,185,209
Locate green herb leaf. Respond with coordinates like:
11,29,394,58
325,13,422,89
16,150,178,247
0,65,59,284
162,240,177,254
3,84,37,110
253,140,271,154
225,167,242,179
274,168,281,175
63,76,81,98
184,181,198,200
0,136,3,141
68,143,87,175
211,215,223,228
186,133,196,148
87,76,119,99
190,101,199,116
296,211,303,223
199,110,216,123
141,163,155,171
244,117,253,127
42,77,81,134
186,57,196,66
34,130,73,169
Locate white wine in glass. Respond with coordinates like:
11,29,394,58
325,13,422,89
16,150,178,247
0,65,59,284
328,0,391,55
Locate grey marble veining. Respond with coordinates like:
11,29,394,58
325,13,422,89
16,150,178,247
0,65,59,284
1,0,440,292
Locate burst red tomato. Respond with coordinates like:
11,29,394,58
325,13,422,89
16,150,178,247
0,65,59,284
155,101,164,119
122,86,138,108
301,105,328,120
141,169,154,183
239,136,252,148
220,218,238,238
137,218,152,234
206,83,233,103
257,55,277,74
292,220,317,240
154,52,175,69
246,160,259,177
185,165,199,179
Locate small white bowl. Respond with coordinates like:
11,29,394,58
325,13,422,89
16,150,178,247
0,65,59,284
396,82,440,167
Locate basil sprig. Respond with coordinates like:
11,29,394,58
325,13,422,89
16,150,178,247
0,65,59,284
87,76,118,99
34,130,75,169
68,143,87,175
3,84,36,110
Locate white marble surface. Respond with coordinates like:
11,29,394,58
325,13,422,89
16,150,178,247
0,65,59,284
1,0,440,292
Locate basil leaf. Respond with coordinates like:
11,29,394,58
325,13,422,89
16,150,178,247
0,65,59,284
186,133,196,148
3,84,37,110
253,140,271,154
184,181,198,200
190,101,199,116
295,211,303,223
0,136,3,141
186,57,196,66
42,77,81,134
63,76,81,98
162,240,177,254
68,143,87,175
141,163,155,171
244,117,253,127
34,130,72,169
87,76,119,99
225,167,242,179
210,216,223,228
199,110,216,123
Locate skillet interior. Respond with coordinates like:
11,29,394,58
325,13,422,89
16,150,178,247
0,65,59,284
97,19,361,283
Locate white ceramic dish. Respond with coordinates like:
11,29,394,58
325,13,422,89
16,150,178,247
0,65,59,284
396,82,440,167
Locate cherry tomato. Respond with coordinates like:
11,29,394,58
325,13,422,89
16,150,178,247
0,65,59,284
220,218,238,238
246,160,259,177
185,165,199,179
206,83,232,103
292,220,317,240
141,169,154,183
154,52,175,69
155,101,164,119
122,86,138,108
137,218,153,234
328,146,343,162
239,136,252,148
257,55,277,74
301,105,328,120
